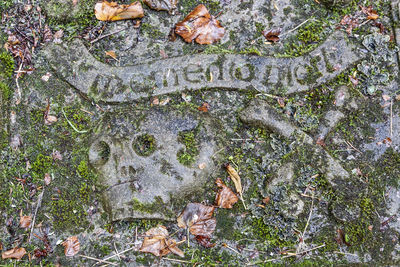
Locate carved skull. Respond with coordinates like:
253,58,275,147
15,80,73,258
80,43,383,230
88,108,217,221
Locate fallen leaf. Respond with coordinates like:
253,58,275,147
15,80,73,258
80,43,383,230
144,0,177,14
335,229,350,246
361,5,379,20
177,203,216,237
316,136,326,147
2,247,27,260
262,28,281,43
52,150,63,161
151,96,159,105
198,163,206,169
95,1,144,21
44,173,52,185
277,97,285,108
195,235,215,248
349,75,358,87
53,29,64,44
215,178,238,209
382,95,391,102
19,215,32,228
175,4,225,45
62,236,80,257
198,102,210,112
340,15,359,35
224,163,242,196
262,196,270,205
44,100,57,125
139,226,184,257
42,25,53,43
105,50,118,60
396,95,400,101
41,72,52,82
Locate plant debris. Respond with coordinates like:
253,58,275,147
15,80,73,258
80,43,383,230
139,226,184,257
195,235,216,248
198,102,210,112
215,178,238,209
2,247,27,260
361,5,379,20
95,1,145,21
175,4,225,45
177,203,216,238
19,214,32,229
144,0,178,14
62,236,80,257
262,28,281,42
340,15,359,35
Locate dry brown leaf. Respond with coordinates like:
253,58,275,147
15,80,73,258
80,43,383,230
52,150,63,161
195,235,215,248
262,28,281,43
139,226,184,257
224,163,242,196
44,173,52,185
2,247,27,260
105,50,117,60
198,103,210,112
62,236,80,257
340,15,359,35
144,0,177,14
177,203,216,237
175,4,225,45
215,178,238,209
361,5,379,20
95,1,144,21
19,215,32,228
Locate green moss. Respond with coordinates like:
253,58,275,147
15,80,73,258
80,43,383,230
178,0,221,15
140,23,164,39
279,19,331,57
133,134,156,156
130,196,174,217
0,50,14,80
50,195,89,231
31,154,53,180
177,129,199,166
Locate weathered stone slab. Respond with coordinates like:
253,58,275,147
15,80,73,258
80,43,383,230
89,109,217,221
44,31,363,103
239,98,350,185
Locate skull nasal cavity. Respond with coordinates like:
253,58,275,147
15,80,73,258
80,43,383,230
133,134,156,156
89,140,111,166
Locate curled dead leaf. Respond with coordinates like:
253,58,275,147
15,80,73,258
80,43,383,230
95,1,144,22
44,173,52,185
195,235,215,248
177,203,216,237
175,4,225,45
19,215,32,228
215,178,238,209
105,50,118,60
144,0,177,14
224,163,242,196
2,247,26,260
139,226,184,257
198,102,210,112
262,28,281,43
62,236,80,257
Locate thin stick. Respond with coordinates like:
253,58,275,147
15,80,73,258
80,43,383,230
15,64,23,104
296,194,314,254
281,18,314,37
113,242,121,261
62,108,88,133
390,99,393,138
90,28,127,44
223,243,241,255
285,244,325,256
344,140,362,154
79,255,118,266
163,258,191,264
93,247,136,266
29,189,44,243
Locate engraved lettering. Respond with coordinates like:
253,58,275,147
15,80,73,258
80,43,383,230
184,64,204,83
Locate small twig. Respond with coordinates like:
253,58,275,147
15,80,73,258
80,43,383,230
344,140,362,154
296,193,314,254
222,243,241,255
163,258,191,264
281,18,315,37
15,64,23,104
284,244,326,256
113,242,121,261
79,255,118,266
61,108,88,133
255,92,283,100
29,189,44,243
390,99,393,138
90,28,127,44
93,247,136,266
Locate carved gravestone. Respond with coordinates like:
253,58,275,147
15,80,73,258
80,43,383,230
42,29,365,221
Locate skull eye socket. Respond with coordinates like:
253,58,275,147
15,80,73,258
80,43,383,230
133,134,156,156
89,140,111,166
